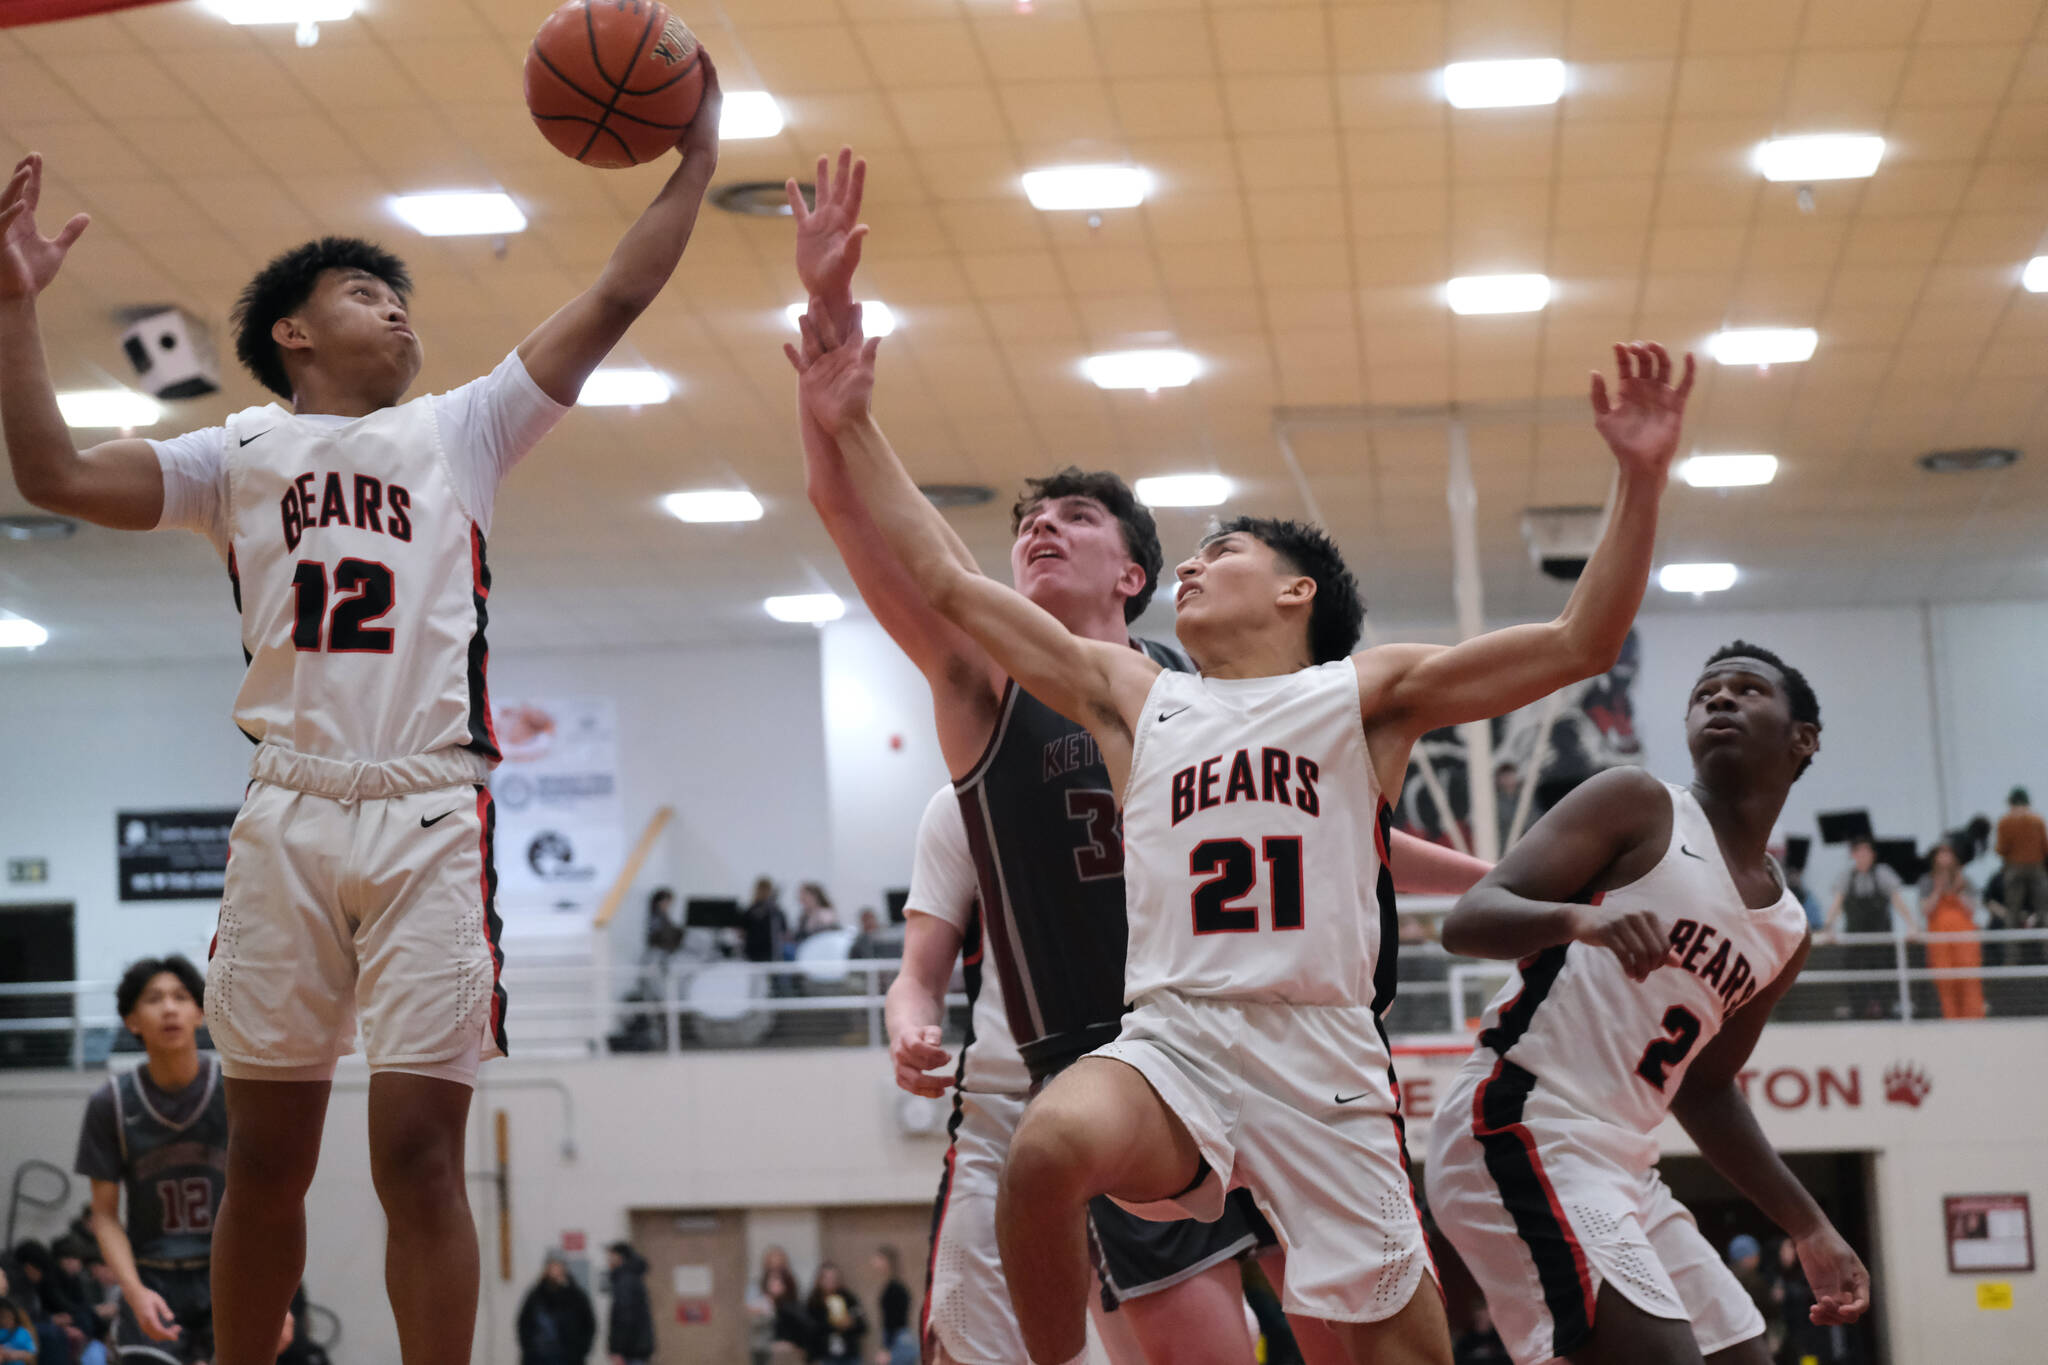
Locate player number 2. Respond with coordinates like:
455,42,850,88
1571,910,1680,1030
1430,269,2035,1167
155,1176,213,1234
1633,1004,1703,1091
1190,837,1304,934
291,559,396,653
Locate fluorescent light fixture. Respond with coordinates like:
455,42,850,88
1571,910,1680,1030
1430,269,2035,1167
205,0,355,22
1756,134,1884,182
1022,164,1152,211
764,593,845,624
577,368,673,407
1680,454,1779,488
2024,256,2048,293
1659,562,1738,594
390,192,526,237
662,489,763,523
1446,273,1551,315
1081,349,1200,392
56,389,163,429
1442,58,1567,109
722,91,784,140
0,616,48,649
784,300,897,338
1136,474,1232,508
1707,327,1817,366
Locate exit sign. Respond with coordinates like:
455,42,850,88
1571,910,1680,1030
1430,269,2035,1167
7,858,47,884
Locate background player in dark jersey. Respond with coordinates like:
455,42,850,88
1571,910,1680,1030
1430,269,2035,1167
73,957,290,1365
794,149,1487,1365
1430,645,1870,1364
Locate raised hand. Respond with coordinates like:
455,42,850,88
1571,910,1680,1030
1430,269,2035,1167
1589,341,1693,479
1796,1225,1871,1326
1565,901,1673,982
787,146,868,306
673,53,722,174
784,298,880,435
0,154,90,302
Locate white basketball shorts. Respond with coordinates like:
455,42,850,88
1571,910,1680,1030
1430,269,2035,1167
206,745,507,1085
1425,1054,1766,1365
1090,990,1435,1324
925,1090,1029,1365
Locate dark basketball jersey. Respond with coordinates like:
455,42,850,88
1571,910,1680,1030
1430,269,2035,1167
109,1056,229,1265
955,637,1189,1081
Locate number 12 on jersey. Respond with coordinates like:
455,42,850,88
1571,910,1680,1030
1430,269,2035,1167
1191,837,1304,934
291,558,396,653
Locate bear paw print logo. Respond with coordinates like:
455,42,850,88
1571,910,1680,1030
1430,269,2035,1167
1883,1062,1931,1108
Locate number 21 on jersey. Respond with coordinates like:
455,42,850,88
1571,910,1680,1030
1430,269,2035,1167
1191,837,1304,934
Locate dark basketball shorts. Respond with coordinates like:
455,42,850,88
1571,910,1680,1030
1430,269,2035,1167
1088,1186,1277,1309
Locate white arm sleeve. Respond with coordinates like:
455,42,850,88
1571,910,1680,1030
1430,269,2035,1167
431,349,572,532
149,426,231,557
904,785,977,934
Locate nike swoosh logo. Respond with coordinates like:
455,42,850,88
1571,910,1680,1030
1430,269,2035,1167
1680,844,1706,860
420,810,457,828
1334,1091,1371,1105
1158,706,1191,723
238,431,266,447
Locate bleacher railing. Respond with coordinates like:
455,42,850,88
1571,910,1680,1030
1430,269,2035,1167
3,929,2045,1072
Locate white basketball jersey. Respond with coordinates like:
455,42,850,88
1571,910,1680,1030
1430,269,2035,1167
1469,782,1809,1138
220,398,497,764
1121,659,1395,1006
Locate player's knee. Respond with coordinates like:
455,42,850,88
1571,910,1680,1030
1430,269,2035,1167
369,1116,465,1202
1003,1106,1099,1207
226,1129,320,1198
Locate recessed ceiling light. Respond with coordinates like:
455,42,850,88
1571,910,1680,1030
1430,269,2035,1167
1918,447,2020,474
721,92,784,140
1135,474,1232,508
1707,328,1817,366
1441,58,1567,109
1659,562,1738,594
577,368,673,407
1756,134,1884,182
764,593,845,624
1680,454,1778,488
663,489,763,523
390,192,527,237
204,0,355,22
1022,165,1152,211
2023,257,2048,292
1446,273,1551,315
0,616,49,649
919,484,995,508
56,390,164,429
1081,349,1200,392
784,301,897,337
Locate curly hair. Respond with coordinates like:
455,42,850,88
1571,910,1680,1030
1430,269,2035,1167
1701,640,1822,778
1010,468,1164,622
232,236,412,399
1206,516,1366,663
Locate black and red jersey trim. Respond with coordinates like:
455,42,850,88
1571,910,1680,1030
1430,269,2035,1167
1472,1055,1596,1355
1477,942,1570,1057
475,784,508,1055
1369,799,1400,1014
464,524,501,761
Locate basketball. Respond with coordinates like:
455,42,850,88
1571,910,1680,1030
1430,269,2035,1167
524,0,706,169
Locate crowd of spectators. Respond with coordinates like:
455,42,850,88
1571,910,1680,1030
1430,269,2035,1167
1,1236,106,1365
745,1244,914,1365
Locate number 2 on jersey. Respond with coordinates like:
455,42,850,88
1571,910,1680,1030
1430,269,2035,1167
1191,837,1304,934
292,559,396,653
1634,1004,1703,1090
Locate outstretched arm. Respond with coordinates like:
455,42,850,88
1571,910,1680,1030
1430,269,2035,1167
1387,831,1491,895
1355,343,1689,782
786,305,1158,779
516,61,723,404
1438,767,1674,980
1672,941,1871,1327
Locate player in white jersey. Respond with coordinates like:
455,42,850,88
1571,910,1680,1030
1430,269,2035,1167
787,269,1692,1363
0,74,724,1365
1426,644,1870,1365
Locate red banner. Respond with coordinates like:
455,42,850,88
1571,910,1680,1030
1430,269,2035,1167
0,1,179,28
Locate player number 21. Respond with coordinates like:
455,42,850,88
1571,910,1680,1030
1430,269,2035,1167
1190,837,1305,934
291,559,397,653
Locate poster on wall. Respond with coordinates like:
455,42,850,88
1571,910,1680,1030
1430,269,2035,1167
116,810,236,901
486,698,622,935
1946,1194,2035,1273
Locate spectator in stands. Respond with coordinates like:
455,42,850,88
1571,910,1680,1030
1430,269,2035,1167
604,1240,654,1365
1771,1236,1828,1365
1997,787,2048,964
869,1246,913,1365
1727,1234,1774,1326
644,889,683,965
759,1266,810,1363
1920,842,1987,1019
743,878,790,964
0,1298,35,1365
517,1252,596,1365
1823,838,1917,1018
9,1238,90,1362
804,1262,865,1365
795,883,841,942
849,908,885,960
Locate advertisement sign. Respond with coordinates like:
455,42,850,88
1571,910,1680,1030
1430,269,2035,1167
116,809,236,901
487,698,622,934
1947,1195,2034,1274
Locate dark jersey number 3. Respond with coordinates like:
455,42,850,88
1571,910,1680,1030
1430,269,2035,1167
1064,789,1123,882
1634,1004,1703,1091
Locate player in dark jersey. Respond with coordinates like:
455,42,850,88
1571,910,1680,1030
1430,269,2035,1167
793,148,1488,1365
72,957,289,1365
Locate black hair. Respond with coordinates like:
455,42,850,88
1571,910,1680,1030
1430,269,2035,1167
232,236,413,399
2012,787,2031,806
115,955,205,1021
648,887,675,911
1207,516,1366,664
1010,469,1164,622
1700,641,1822,779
